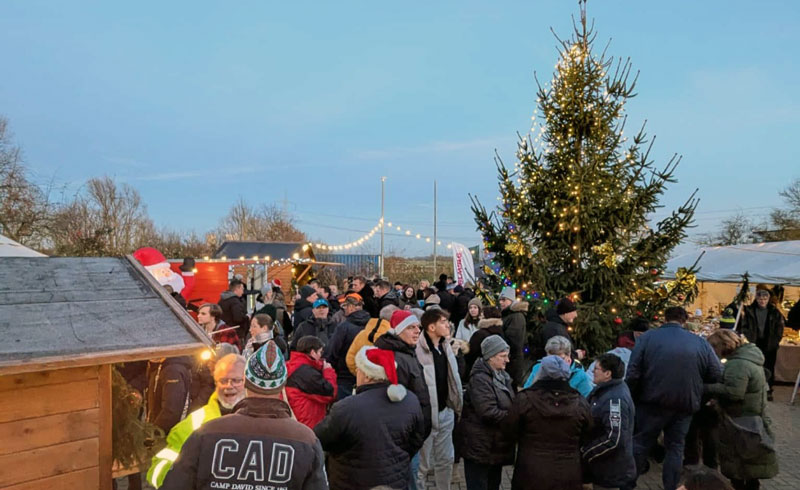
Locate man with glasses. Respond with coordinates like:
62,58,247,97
147,354,246,488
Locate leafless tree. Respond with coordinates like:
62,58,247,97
696,213,757,246
216,199,306,243
49,176,155,256
0,117,51,249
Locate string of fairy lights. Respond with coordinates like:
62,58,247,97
308,218,454,252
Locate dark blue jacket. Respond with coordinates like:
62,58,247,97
625,323,722,414
582,379,636,488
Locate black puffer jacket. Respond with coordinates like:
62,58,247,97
290,316,337,350
455,358,516,465
146,356,194,433
292,298,314,329
502,301,529,387
315,382,425,490
218,290,249,340
541,308,572,345
377,289,401,311
505,379,593,490
374,332,433,439
326,309,371,383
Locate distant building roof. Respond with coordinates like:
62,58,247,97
0,256,212,375
0,234,46,257
213,241,305,260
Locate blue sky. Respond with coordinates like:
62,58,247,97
1,1,797,256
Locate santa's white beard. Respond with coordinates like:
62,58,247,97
144,263,185,293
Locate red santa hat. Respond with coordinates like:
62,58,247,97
355,346,407,402
271,279,282,289
390,310,420,335
133,247,167,267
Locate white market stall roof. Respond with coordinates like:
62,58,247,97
0,234,46,257
665,240,800,286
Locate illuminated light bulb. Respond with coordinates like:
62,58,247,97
239,256,245,260
203,256,209,261
200,350,213,361
387,222,392,227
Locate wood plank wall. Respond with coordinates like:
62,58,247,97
0,365,106,490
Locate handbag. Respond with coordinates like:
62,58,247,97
720,413,775,460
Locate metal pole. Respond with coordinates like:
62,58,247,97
380,176,386,278
433,180,437,279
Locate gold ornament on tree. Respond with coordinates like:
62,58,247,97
592,242,618,268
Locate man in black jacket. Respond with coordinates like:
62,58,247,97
541,297,577,345
375,280,401,311
315,346,425,490
353,275,379,317
218,279,249,341
290,299,336,350
326,293,371,400
740,289,786,399
582,353,636,490
292,285,318,330
146,356,194,434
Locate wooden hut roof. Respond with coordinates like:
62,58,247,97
0,256,212,375
213,241,305,260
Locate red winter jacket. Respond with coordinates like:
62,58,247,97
286,352,337,428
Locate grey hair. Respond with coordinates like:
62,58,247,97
214,354,246,378
545,335,572,356
755,290,770,298
379,304,400,321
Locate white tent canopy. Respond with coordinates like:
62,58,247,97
665,240,800,286
0,234,46,257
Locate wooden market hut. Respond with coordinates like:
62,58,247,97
0,256,212,490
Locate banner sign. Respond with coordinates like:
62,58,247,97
451,242,476,286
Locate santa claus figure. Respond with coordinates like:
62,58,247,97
132,247,195,300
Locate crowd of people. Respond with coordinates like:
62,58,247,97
124,273,788,490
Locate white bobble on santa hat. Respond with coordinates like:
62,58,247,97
355,346,407,402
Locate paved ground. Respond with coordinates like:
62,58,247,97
424,385,800,489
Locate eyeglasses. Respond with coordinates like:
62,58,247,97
217,377,244,386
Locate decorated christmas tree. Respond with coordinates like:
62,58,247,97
471,3,698,354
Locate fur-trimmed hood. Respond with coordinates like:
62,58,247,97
478,318,503,329
510,300,529,313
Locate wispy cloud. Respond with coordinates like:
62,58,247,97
128,165,269,182
354,136,505,160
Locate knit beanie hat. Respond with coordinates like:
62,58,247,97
556,297,577,315
299,285,316,299
481,335,509,361
539,355,571,381
425,294,441,305
390,310,420,335
244,340,288,395
499,287,516,301
468,297,483,310
355,346,407,402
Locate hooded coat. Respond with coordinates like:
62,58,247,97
706,343,779,480
455,358,516,465
292,297,315,329
357,285,380,318
374,332,433,439
465,317,505,377
505,378,593,490
327,309,372,384
218,290,249,340
286,351,337,428
502,301,530,387
346,316,392,375
314,382,426,490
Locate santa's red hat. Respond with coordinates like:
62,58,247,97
390,310,420,335
355,346,407,402
133,247,167,267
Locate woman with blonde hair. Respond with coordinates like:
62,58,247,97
705,329,778,490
